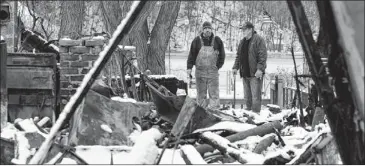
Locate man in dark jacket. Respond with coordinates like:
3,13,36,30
232,21,267,113
187,21,225,110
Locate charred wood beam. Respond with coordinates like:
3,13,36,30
28,2,148,164
287,0,365,164
196,121,283,154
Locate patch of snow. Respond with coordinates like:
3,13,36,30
260,108,273,119
176,89,187,96
234,136,263,151
158,149,186,164
193,121,256,133
111,96,137,103
118,45,136,51
59,158,78,165
121,128,162,164
14,132,32,164
128,129,141,144
0,122,18,140
240,151,265,164
16,119,39,132
267,104,281,109
93,36,105,40
100,124,113,133
75,147,112,164
112,151,130,164
60,37,71,40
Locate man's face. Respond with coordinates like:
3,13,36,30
242,28,252,38
203,27,212,37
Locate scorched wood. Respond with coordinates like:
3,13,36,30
196,121,283,154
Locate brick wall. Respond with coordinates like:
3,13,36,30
58,37,105,99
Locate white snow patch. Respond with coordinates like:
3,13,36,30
176,88,187,96
75,147,112,164
93,36,105,40
0,123,18,140
267,104,281,109
128,129,141,144
158,149,186,164
260,108,273,119
234,135,263,151
59,158,78,164
14,132,32,164
193,121,256,133
100,124,113,133
111,96,137,103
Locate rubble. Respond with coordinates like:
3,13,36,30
0,82,341,165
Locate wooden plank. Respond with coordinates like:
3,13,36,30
0,41,8,129
170,96,197,137
7,53,56,67
7,67,54,89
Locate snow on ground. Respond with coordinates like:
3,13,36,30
193,121,256,133
111,96,137,103
158,149,186,164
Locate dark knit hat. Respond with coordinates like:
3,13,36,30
240,21,254,30
202,21,212,29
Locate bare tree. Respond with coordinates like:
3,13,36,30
58,1,85,39
147,1,181,74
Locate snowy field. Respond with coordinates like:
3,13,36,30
165,54,304,99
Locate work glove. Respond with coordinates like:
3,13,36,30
255,69,263,78
232,69,238,75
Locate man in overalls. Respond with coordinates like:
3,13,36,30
187,21,226,110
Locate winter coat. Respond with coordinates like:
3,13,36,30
187,33,225,70
232,32,268,77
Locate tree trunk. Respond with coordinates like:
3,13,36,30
58,1,85,39
101,1,156,72
147,1,181,74
278,33,283,52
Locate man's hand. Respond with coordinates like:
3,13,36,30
255,69,263,78
232,69,238,75
187,69,192,76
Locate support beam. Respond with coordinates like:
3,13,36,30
0,41,7,129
